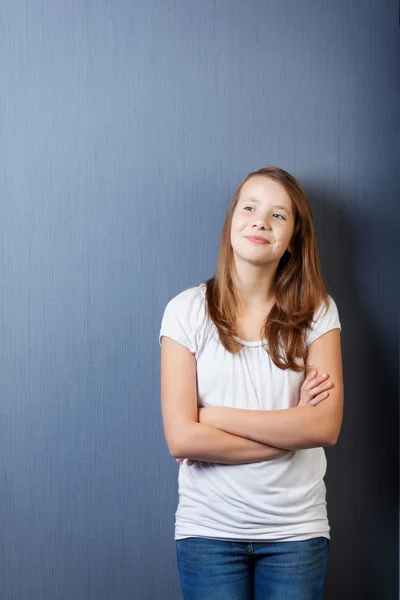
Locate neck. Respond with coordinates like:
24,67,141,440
232,256,278,309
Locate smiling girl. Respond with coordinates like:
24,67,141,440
159,167,343,600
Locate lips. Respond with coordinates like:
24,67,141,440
245,236,271,245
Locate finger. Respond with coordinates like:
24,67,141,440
306,369,318,381
314,372,329,383
176,458,195,466
306,373,330,391
301,370,317,390
310,380,333,396
309,391,329,406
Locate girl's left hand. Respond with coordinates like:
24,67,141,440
176,458,196,467
298,369,333,407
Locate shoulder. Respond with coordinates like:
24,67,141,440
159,283,208,353
163,282,207,319
305,295,341,347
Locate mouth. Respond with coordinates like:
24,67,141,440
245,236,271,245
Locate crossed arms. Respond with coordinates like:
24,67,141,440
160,329,343,464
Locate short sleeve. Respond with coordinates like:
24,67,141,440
305,295,341,347
159,286,205,355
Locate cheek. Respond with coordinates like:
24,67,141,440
277,228,290,241
232,214,247,232
278,229,294,251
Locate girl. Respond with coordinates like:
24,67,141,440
159,167,343,600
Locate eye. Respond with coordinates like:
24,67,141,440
243,206,255,212
273,213,286,220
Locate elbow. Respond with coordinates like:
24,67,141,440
170,444,185,459
321,426,341,448
313,409,342,448
165,427,195,459
166,437,185,459
323,435,338,448
304,425,340,449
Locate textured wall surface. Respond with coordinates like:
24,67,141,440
0,1,398,599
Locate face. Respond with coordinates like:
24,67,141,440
230,175,295,267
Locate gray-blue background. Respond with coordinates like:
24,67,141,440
0,1,398,598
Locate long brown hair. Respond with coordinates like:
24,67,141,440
205,167,328,372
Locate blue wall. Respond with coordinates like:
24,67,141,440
0,1,398,598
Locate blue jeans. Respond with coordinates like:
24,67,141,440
176,537,329,600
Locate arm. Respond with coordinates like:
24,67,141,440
160,336,289,464
199,329,344,450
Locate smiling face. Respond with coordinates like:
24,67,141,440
230,175,295,267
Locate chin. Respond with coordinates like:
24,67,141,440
234,252,272,267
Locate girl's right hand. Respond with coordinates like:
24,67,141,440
176,458,196,467
298,370,333,407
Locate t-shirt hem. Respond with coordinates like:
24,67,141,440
175,532,330,542
175,524,330,543
306,325,341,347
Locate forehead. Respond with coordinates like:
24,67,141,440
239,176,292,210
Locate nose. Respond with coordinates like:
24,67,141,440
252,217,271,230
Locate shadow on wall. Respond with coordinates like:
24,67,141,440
307,185,398,600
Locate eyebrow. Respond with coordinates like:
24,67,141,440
243,197,291,214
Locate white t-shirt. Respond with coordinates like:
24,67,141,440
159,282,341,542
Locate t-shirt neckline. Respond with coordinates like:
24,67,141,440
234,337,268,348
